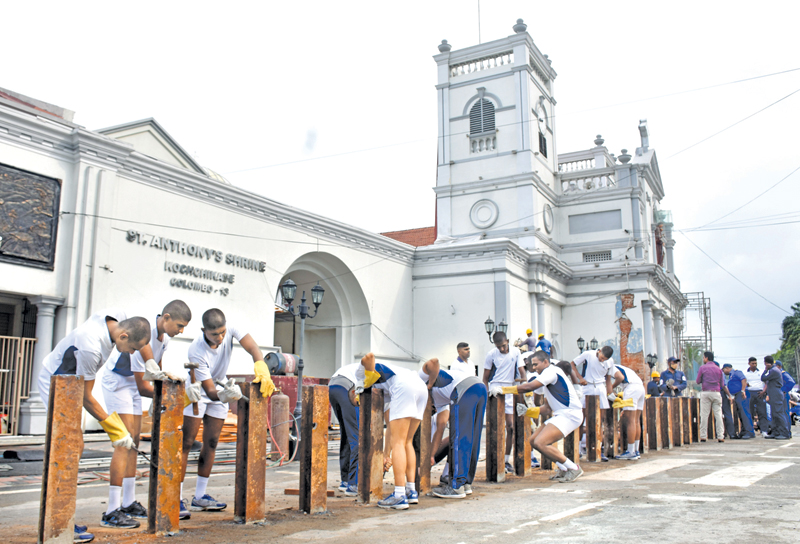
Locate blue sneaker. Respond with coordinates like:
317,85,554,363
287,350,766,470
74,526,95,542
179,499,191,520
190,494,227,511
343,484,358,497
377,492,409,510
531,457,540,469
617,451,639,461
601,455,609,462
406,488,419,504
338,481,348,492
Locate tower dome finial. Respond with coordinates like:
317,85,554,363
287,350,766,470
513,19,527,33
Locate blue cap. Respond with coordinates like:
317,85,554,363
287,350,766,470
722,363,733,369
775,360,783,367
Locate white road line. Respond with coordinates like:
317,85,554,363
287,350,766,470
688,462,793,487
502,528,521,534
684,453,724,457
755,455,799,460
648,494,721,502
518,521,540,527
538,499,616,521
518,488,587,494
584,458,701,481
779,442,795,448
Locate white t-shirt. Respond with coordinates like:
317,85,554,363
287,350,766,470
573,350,614,385
42,308,127,381
612,364,643,387
418,366,473,411
484,346,523,385
450,357,474,375
332,362,361,384
534,364,582,412
357,360,416,398
102,315,168,389
188,325,247,397
744,369,764,391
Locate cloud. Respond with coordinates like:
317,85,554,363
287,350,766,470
304,128,317,154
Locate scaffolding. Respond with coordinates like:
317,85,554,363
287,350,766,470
679,292,712,380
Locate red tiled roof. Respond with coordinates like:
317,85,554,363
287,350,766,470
380,226,436,247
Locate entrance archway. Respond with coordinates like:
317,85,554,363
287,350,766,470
273,252,370,378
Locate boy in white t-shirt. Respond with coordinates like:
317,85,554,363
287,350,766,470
609,364,645,460
99,300,191,526
179,308,276,518
482,331,525,473
570,346,615,459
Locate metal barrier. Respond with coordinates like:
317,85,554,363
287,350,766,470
0,336,36,435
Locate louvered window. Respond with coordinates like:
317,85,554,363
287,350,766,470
583,251,612,263
539,132,548,158
469,98,495,134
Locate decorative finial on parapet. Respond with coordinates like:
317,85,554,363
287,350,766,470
594,135,605,147
544,54,551,65
513,19,527,33
438,40,452,53
619,149,632,164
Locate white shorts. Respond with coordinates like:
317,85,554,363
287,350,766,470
623,384,645,411
387,377,428,421
183,398,229,420
582,383,610,409
102,381,142,415
546,408,584,437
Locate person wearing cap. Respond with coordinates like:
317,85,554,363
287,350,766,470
774,360,796,438
744,357,768,434
647,371,662,397
722,364,754,439
659,357,687,397
534,333,552,356
520,330,537,353
761,356,791,439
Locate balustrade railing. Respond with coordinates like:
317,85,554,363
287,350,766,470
450,51,514,77
470,132,497,154
558,158,596,172
0,336,36,435
561,174,616,193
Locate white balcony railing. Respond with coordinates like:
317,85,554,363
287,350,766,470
561,174,616,193
470,131,497,153
450,51,514,77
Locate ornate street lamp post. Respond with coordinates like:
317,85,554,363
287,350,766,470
484,316,508,343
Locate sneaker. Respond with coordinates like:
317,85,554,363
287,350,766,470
343,484,358,497
600,455,609,462
617,451,639,461
761,432,770,438
775,435,791,440
464,483,473,495
190,494,227,511
101,509,141,529
119,500,147,520
549,469,566,480
432,485,466,499
406,488,419,504
377,492,409,510
504,462,514,473
764,434,775,439
557,467,584,483
74,526,94,543
338,481,348,492
531,457,540,469
439,473,450,486
179,499,191,520
740,434,754,440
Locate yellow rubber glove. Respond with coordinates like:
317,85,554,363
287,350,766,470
364,370,380,389
501,385,519,395
526,406,541,419
99,412,133,449
252,360,276,398
184,392,192,408
612,397,635,409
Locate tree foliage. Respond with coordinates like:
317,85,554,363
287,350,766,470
773,303,800,382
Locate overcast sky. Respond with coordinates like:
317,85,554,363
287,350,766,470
4,1,799,368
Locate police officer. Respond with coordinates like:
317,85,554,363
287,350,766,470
775,361,796,438
744,357,768,435
761,356,790,440
722,363,754,438
647,371,662,397
659,357,687,397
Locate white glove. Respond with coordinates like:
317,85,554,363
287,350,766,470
516,403,528,417
489,385,504,397
186,381,203,403
148,401,154,419
354,385,365,396
143,359,167,381
218,378,243,403
607,393,617,402
112,434,135,450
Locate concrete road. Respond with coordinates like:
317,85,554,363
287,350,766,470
1,434,798,543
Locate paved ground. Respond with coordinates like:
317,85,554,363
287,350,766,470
1,433,798,543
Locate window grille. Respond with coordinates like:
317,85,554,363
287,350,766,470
538,131,548,157
583,251,612,263
469,99,495,134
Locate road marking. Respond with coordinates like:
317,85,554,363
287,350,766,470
502,528,521,534
688,462,793,487
755,448,778,456
518,521,540,527
584,458,701,481
779,442,795,448
538,499,616,521
648,494,721,502
684,453,724,457
756,455,799,460
518,487,587,494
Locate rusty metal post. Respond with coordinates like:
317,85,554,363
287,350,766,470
270,392,290,462
415,393,433,495
646,397,662,451
147,379,184,535
563,428,581,464
39,375,83,544
640,398,649,454
513,393,532,476
681,398,690,444
609,407,621,458
585,395,602,462
234,383,268,523
660,397,673,448
539,413,553,471
691,398,700,443
357,388,384,503
671,397,683,446
485,393,505,482
299,385,328,514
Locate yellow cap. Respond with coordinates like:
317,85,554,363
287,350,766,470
651,371,660,378
526,328,532,335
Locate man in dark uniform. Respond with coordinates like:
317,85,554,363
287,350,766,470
722,363,754,439
659,357,687,397
775,361,796,438
761,356,790,440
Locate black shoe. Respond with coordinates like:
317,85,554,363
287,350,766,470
740,434,754,440
764,434,776,439
775,435,791,440
101,509,141,529
119,500,147,520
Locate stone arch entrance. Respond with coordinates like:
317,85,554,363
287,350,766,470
273,252,370,378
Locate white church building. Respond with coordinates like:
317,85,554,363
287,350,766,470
0,19,686,435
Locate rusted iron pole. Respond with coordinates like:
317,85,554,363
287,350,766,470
660,398,673,449
269,392,290,462
540,413,552,471
299,385,328,514
357,388,384,504
690,398,700,443
681,397,691,445
671,397,683,447
646,397,662,451
564,428,581,464
585,395,602,462
513,392,532,477
234,383,268,523
609,407,621,458
416,393,433,495
39,375,83,544
485,394,505,482
147,379,184,535
640,399,649,454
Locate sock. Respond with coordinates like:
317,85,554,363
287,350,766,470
122,477,136,507
405,482,415,493
442,461,449,476
195,476,209,500
505,454,511,463
394,485,406,498
180,482,184,499
555,461,567,471
563,459,578,471
580,434,586,447
628,443,636,454
634,440,640,451
107,486,122,514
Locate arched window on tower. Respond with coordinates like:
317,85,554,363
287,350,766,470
469,98,495,134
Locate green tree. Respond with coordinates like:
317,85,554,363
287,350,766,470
773,302,800,383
